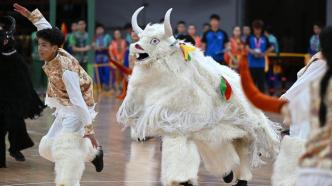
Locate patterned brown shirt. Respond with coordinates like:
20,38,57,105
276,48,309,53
43,48,94,107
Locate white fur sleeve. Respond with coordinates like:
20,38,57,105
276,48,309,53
28,9,52,31
62,70,92,126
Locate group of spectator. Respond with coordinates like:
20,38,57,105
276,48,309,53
29,14,325,96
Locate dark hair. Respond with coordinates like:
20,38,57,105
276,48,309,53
36,28,65,47
123,22,132,30
252,19,264,29
265,25,273,34
210,14,220,21
176,34,195,45
319,26,332,127
313,22,324,29
96,23,104,29
177,21,186,26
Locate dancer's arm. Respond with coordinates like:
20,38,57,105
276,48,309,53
62,70,93,127
62,70,98,147
14,3,51,31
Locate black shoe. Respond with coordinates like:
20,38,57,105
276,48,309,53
223,171,234,183
281,129,290,135
137,136,153,142
91,146,103,172
179,181,194,186
0,163,6,168
10,151,25,161
233,180,248,186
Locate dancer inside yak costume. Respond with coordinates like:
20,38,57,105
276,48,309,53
239,27,332,186
117,7,280,186
0,16,45,168
14,3,103,185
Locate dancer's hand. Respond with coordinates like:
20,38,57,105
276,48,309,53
13,3,31,18
84,134,98,148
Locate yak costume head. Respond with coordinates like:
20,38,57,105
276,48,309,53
0,16,16,53
130,7,178,65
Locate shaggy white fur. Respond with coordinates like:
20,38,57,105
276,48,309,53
49,132,96,186
118,8,280,184
161,136,200,186
125,141,157,186
272,136,306,186
39,136,54,162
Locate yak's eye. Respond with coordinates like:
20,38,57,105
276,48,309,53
150,38,160,45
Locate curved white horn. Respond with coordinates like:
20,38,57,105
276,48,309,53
131,6,144,34
164,8,173,38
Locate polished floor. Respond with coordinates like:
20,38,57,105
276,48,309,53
0,96,277,186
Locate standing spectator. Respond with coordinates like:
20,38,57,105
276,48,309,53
224,26,244,69
109,29,127,93
241,26,251,43
64,22,78,54
128,31,140,68
188,24,201,48
124,23,132,44
124,31,140,69
309,23,323,56
201,14,229,64
69,20,91,71
94,24,112,91
265,26,281,95
265,26,279,53
175,21,186,38
202,23,210,34
174,21,195,45
246,19,274,92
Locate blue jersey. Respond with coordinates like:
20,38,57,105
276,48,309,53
247,35,271,68
202,29,229,62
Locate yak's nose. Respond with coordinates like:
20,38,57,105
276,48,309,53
135,44,144,50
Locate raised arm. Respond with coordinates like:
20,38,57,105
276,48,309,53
14,3,51,31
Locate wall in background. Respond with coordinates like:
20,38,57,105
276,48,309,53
328,0,332,26
96,0,242,35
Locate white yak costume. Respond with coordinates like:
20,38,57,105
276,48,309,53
117,7,280,186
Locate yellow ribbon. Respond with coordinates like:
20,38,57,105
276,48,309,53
180,44,196,62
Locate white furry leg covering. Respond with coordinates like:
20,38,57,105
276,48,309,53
272,136,306,186
39,136,54,162
130,127,139,141
194,139,239,179
52,132,88,186
233,140,252,181
161,136,200,186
